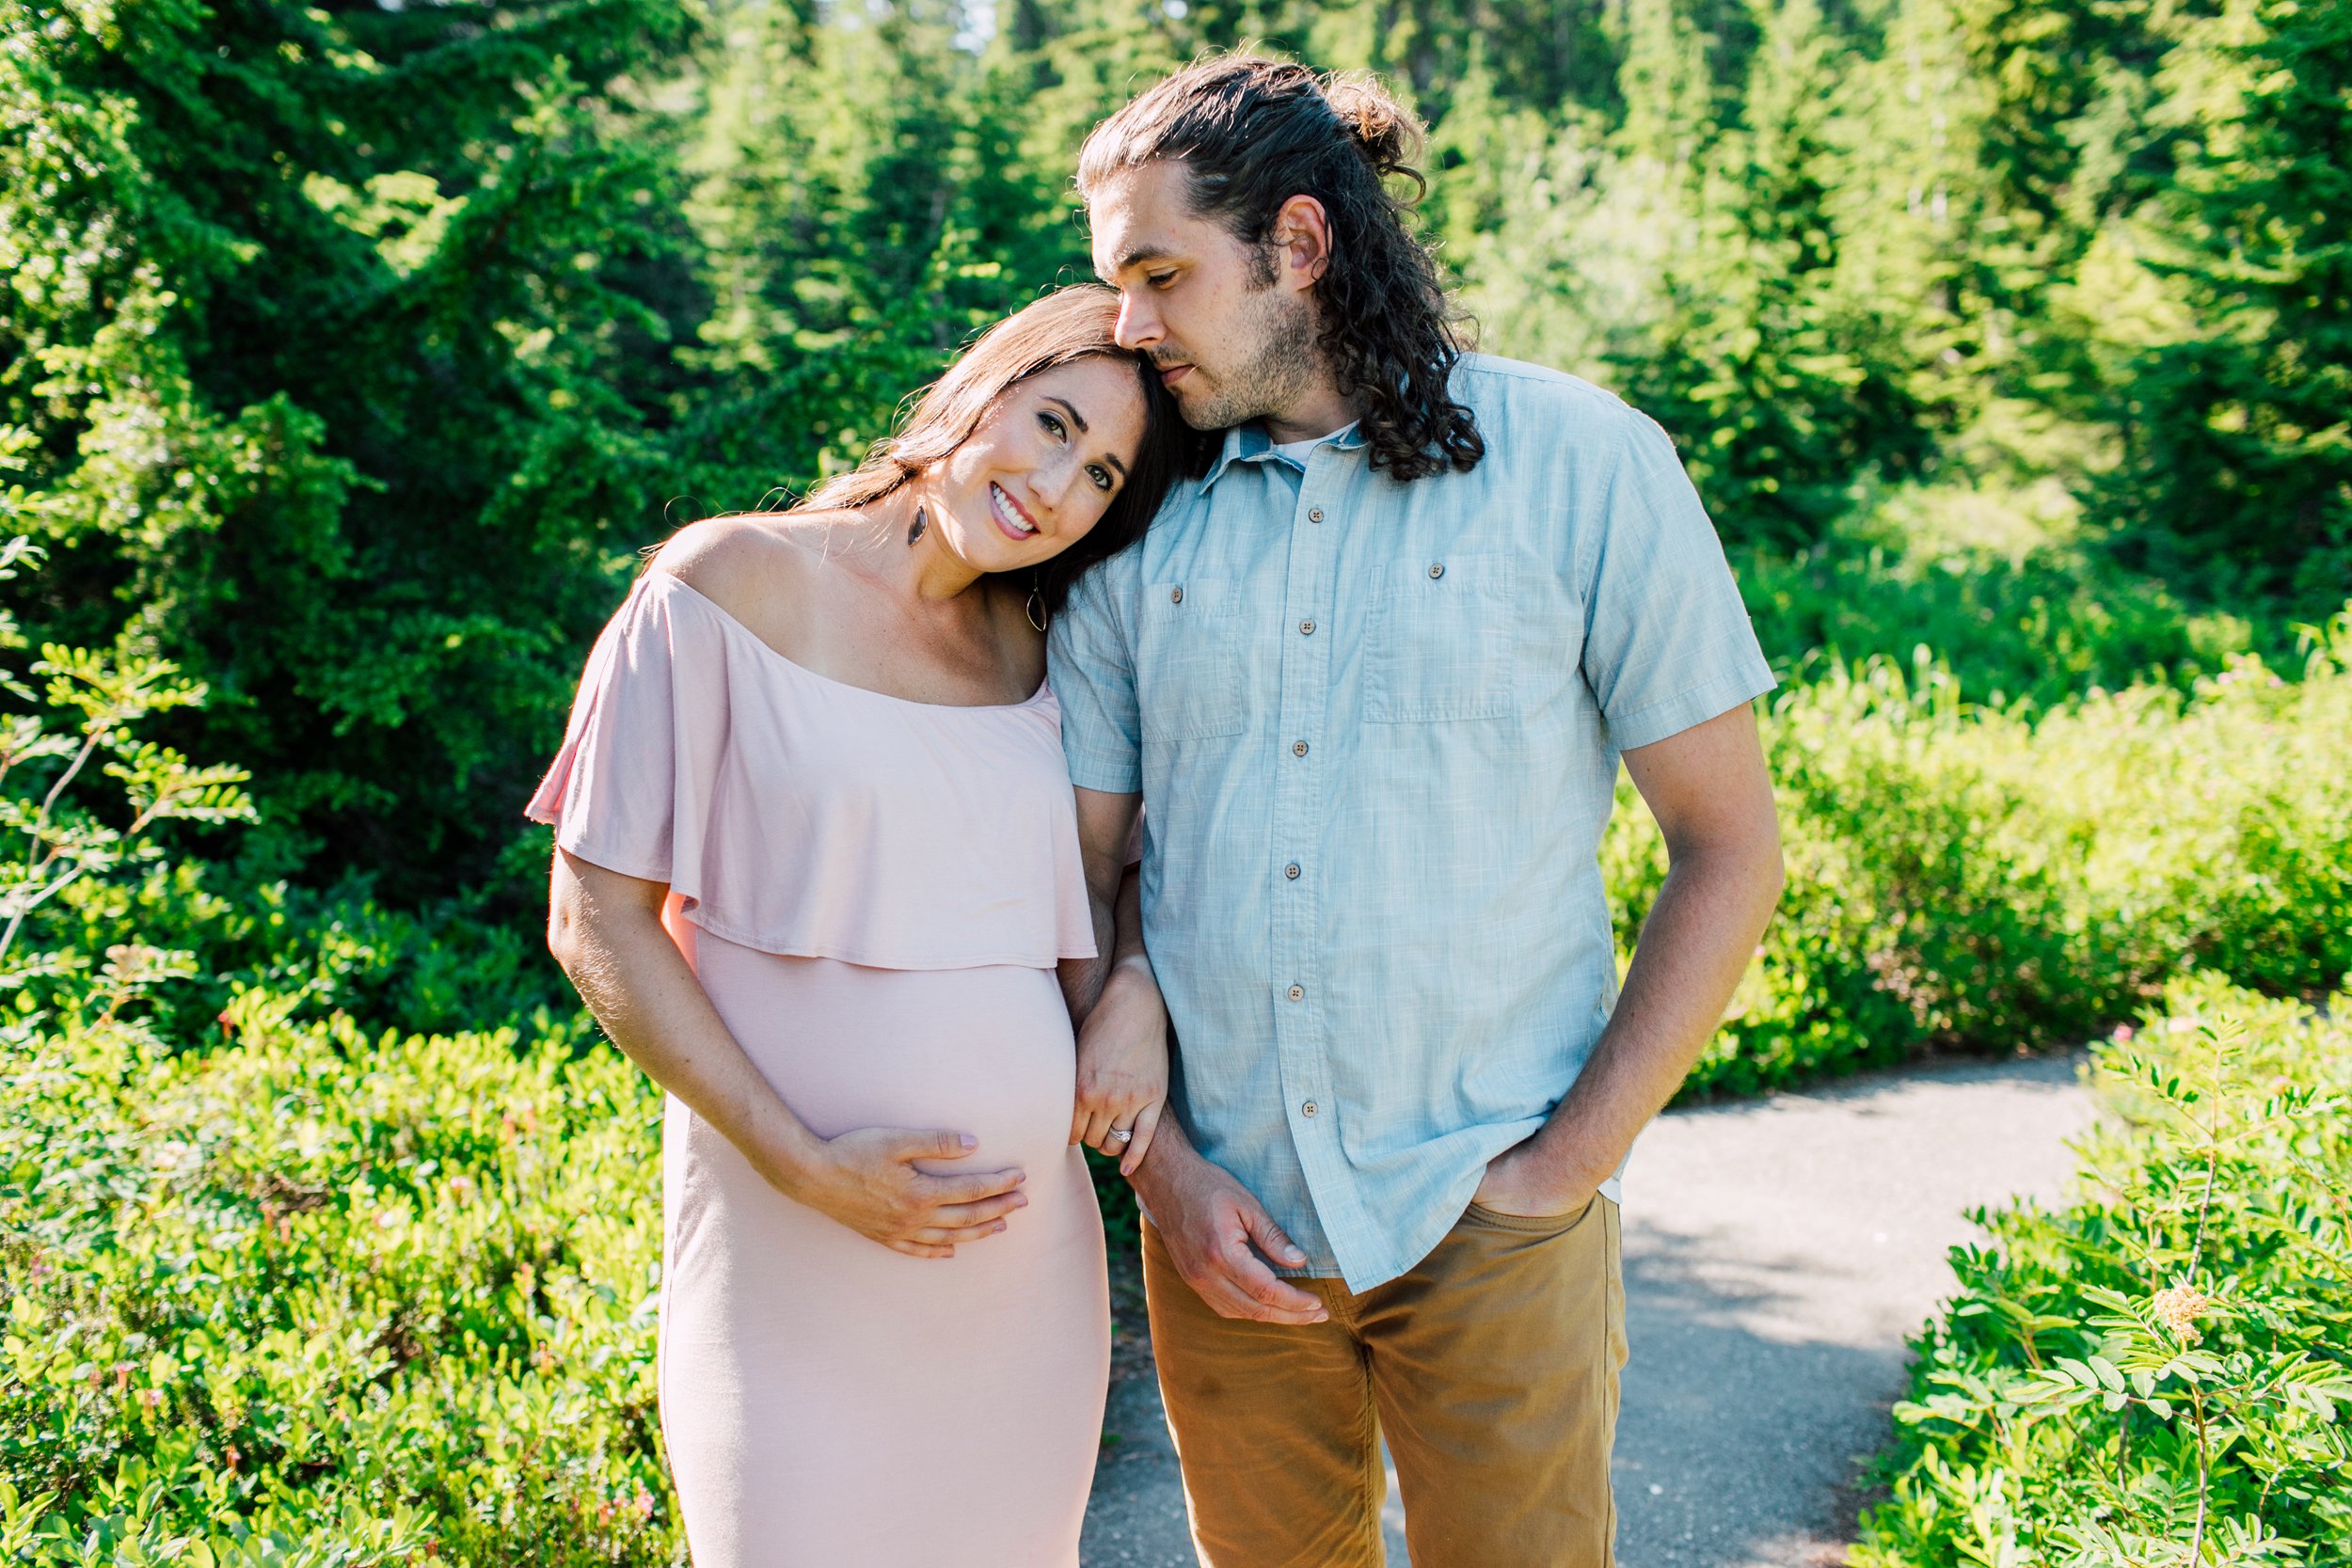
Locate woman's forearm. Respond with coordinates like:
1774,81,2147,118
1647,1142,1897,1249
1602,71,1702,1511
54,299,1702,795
548,852,824,1196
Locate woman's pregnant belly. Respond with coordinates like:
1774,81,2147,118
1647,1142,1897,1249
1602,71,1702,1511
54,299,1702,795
689,931,1078,1179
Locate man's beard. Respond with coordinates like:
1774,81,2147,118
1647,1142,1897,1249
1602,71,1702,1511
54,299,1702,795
1170,284,1318,432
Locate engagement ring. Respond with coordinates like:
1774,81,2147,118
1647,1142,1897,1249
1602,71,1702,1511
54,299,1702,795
1107,1128,1133,1143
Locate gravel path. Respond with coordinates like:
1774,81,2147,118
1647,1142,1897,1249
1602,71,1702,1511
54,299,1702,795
1080,1050,2095,1567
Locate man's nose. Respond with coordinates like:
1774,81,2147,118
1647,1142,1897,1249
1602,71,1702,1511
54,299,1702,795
1114,291,1160,352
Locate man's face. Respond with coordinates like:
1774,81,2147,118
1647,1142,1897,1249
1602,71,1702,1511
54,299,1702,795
1089,160,1316,432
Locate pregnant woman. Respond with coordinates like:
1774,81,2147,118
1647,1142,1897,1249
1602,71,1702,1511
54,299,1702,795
529,286,1190,1565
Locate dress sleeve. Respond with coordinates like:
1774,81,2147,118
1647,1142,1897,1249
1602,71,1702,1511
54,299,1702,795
525,574,687,884
1578,413,1778,752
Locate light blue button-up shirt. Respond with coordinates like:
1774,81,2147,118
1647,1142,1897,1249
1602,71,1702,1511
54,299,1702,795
1049,356,1775,1291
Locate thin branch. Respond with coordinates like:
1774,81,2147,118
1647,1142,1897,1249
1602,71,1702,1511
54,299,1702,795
0,854,96,972
31,723,108,837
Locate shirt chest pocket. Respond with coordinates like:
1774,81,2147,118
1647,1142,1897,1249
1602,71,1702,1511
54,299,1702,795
1363,553,1520,723
1136,578,1246,742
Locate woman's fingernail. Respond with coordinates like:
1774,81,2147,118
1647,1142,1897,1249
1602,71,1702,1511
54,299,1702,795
960,1134,977,1149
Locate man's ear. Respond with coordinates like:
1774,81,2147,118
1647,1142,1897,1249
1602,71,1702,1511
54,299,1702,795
1270,194,1332,291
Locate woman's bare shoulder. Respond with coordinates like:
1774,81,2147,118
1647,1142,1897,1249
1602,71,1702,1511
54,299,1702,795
647,513,853,627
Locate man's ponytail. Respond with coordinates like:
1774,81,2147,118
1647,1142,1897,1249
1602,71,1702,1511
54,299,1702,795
1321,72,1426,196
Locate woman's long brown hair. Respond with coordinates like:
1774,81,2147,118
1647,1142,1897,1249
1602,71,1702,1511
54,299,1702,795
800,285,1199,615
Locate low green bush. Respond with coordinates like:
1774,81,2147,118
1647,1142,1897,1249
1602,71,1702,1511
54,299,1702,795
1,988,672,1564
3,537,673,1561
1611,606,2352,1101
1853,975,2352,1564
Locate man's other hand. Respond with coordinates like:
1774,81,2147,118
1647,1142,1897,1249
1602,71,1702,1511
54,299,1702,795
1133,1123,1329,1324
1471,1136,1600,1220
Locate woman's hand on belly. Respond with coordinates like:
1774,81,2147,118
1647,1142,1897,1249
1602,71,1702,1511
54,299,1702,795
790,1126,1031,1259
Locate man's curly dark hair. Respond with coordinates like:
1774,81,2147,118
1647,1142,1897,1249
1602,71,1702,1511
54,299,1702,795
1078,55,1485,483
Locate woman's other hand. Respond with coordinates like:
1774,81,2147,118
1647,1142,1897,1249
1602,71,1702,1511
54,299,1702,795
1071,956,1168,1176
788,1128,1028,1259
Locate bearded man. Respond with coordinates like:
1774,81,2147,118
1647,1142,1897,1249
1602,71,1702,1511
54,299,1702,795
1053,55,1788,1568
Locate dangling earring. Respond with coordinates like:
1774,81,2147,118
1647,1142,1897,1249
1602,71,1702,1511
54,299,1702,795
1025,573,1047,633
907,506,928,547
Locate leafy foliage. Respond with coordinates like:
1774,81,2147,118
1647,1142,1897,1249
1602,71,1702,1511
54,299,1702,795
1,0,691,903
1,986,666,1563
2098,0,2352,610
0,535,252,992
1613,605,2352,1101
1854,977,2352,1564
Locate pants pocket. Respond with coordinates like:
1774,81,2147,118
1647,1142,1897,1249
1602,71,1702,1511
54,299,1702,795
1461,1193,1598,1237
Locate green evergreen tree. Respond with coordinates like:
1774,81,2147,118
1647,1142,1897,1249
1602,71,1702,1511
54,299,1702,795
2105,0,2352,610
1,0,694,899
1607,0,1930,543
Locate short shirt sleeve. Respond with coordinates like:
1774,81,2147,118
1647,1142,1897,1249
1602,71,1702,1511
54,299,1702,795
525,575,685,883
1047,562,1143,795
1579,414,1777,751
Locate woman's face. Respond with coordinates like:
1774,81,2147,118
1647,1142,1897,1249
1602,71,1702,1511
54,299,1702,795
929,356,1147,576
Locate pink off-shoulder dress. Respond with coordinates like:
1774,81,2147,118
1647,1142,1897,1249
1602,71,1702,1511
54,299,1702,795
527,570,1109,1567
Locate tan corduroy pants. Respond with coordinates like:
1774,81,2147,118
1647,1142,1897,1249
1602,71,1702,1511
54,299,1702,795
1143,1196,1628,1568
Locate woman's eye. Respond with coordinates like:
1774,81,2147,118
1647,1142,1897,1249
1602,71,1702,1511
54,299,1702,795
1088,465,1114,491
1040,411,1067,439
1147,271,1176,289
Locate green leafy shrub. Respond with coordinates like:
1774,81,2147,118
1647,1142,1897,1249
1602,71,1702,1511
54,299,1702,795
1613,605,2352,1101
1,534,665,1561
0,538,255,995
1,990,672,1564
1852,975,2352,1564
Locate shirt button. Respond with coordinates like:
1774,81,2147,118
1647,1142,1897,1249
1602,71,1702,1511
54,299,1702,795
1288,985,1304,1001
1308,507,1325,523
1170,586,1184,604
1429,562,1444,579
1293,739,1309,757
1284,863,1300,879
1302,1101,1319,1117
1299,619,1316,636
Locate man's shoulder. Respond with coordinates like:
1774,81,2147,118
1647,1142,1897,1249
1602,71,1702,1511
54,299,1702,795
1452,354,1638,425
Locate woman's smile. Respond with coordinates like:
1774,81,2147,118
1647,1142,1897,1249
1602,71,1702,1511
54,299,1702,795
990,481,1041,542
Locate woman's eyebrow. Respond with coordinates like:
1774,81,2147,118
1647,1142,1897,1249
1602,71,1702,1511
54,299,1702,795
1044,394,1123,480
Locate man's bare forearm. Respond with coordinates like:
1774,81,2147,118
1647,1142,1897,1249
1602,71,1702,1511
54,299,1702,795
1124,1093,1196,1198
1522,834,1784,1193
1062,863,1146,1022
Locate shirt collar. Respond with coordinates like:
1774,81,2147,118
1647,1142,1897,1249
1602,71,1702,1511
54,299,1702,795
1200,420,1368,490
